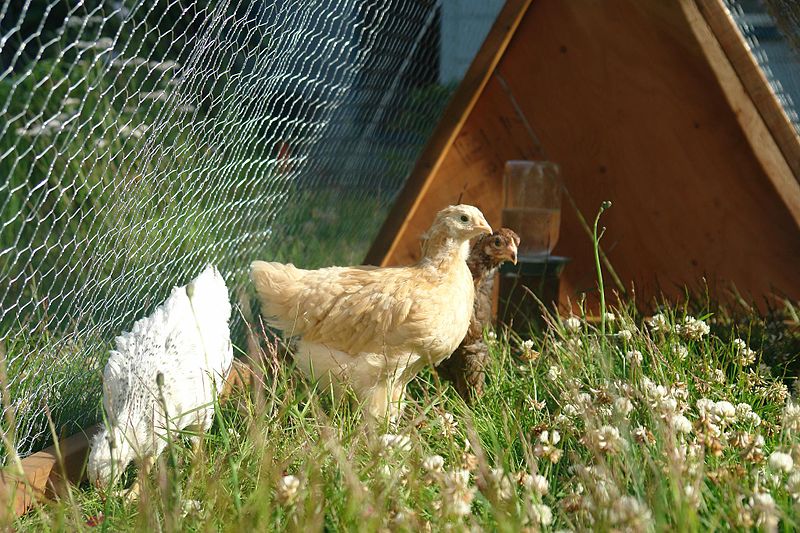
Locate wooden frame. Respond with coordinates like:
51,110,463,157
695,0,800,182
364,0,534,265
365,0,800,309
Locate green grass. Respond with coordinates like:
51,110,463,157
7,300,800,531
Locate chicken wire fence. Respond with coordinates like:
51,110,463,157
0,0,456,459
726,0,800,134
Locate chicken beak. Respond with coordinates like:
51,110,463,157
508,243,518,265
477,219,492,235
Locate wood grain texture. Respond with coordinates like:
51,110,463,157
695,0,800,182
363,0,533,265
372,0,800,309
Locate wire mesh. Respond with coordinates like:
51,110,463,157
0,0,455,459
725,0,800,135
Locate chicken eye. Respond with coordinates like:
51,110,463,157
460,215,469,223
494,237,502,247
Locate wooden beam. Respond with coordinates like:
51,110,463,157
695,0,800,181
0,359,254,519
0,425,99,520
364,0,533,266
685,0,800,227
371,0,800,307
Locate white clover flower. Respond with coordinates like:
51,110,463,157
734,339,757,366
604,312,616,323
544,430,561,445
618,329,633,341
767,381,790,403
750,491,776,510
527,503,553,527
673,414,693,434
520,473,549,496
379,433,412,453
422,455,445,473
676,316,710,340
609,496,653,530
378,464,393,478
575,392,593,408
712,401,736,425
613,396,634,416
783,401,800,434
564,316,582,332
547,365,562,381
735,403,762,427
588,425,625,454
746,411,762,427
787,471,800,500
277,474,300,505
632,426,654,445
683,484,700,508
658,397,679,417
749,490,778,530
441,469,475,517
521,339,534,351
486,330,498,342
768,451,794,473
673,344,689,361
646,313,670,332
712,369,726,384
534,430,562,463
562,403,579,417
625,350,643,366
735,403,753,419
696,398,714,417
181,499,202,517
486,468,514,501
438,412,459,437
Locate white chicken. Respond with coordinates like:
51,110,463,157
251,205,492,421
88,265,233,495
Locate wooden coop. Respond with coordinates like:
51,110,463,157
365,0,800,312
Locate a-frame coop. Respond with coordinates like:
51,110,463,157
366,0,800,310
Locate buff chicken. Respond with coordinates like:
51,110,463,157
251,205,492,421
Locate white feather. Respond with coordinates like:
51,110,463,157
88,265,233,488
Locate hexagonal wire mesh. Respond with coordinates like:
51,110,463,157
0,0,459,459
725,0,800,134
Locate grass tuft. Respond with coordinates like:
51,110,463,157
10,301,800,531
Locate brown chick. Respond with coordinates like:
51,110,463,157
251,205,492,421
437,228,520,402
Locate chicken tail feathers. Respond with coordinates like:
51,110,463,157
186,265,231,329
250,261,307,332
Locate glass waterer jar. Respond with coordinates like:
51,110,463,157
501,160,563,258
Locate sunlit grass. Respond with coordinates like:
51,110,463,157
8,299,800,531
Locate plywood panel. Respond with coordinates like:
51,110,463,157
365,0,534,265
374,0,800,309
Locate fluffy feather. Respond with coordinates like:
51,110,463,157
251,205,492,420
88,265,233,489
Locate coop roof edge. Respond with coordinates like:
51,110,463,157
363,0,534,266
